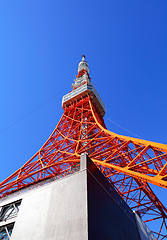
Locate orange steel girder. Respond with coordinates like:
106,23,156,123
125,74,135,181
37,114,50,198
0,96,167,239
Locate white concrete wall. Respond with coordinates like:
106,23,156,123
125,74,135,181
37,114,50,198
9,171,88,240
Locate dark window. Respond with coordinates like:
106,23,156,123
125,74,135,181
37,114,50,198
0,223,14,240
0,200,21,221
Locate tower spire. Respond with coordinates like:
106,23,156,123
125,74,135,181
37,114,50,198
82,54,85,61
78,54,89,73
62,55,105,117
71,54,90,90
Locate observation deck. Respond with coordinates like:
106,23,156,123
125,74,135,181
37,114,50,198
62,83,106,116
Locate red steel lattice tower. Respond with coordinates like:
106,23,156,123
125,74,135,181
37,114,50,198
0,55,167,239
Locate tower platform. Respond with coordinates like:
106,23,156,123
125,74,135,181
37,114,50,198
0,154,155,240
62,83,106,117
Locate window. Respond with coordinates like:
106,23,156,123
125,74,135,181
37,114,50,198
0,223,14,240
0,200,21,222
0,200,21,239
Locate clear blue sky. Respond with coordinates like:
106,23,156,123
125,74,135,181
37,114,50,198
0,0,167,233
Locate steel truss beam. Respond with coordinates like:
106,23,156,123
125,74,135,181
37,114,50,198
0,96,167,239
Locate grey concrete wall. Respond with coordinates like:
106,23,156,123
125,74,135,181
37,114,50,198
84,155,140,240
10,171,88,240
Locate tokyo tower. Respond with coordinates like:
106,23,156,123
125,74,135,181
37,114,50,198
0,55,167,239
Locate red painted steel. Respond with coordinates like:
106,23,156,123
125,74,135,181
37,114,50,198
0,86,167,238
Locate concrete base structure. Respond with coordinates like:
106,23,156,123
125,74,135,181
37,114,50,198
0,154,156,240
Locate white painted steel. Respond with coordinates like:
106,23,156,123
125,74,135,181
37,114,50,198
62,83,106,116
